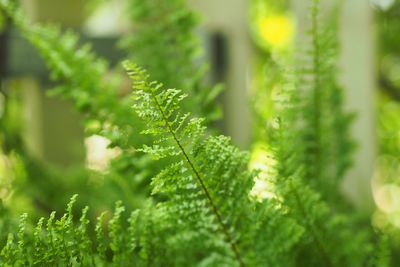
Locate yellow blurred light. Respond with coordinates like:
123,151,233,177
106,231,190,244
249,144,277,200
0,154,12,201
258,15,294,48
374,183,400,214
249,145,271,172
388,212,400,228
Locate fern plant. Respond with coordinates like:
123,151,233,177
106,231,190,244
0,0,221,214
265,0,384,266
0,63,304,266
0,0,393,266
250,0,354,206
1,195,141,266
123,62,304,266
284,0,355,205
0,58,387,265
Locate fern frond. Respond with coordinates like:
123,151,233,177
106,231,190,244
0,195,146,266
124,61,303,266
125,61,245,265
94,211,108,262
269,117,374,266
293,0,355,203
261,2,377,265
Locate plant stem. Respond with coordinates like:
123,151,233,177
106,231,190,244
151,91,246,267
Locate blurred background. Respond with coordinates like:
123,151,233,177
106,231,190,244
1,0,400,261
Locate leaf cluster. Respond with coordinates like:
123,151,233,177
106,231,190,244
0,0,393,266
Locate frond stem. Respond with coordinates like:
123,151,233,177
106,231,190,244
310,0,322,182
151,92,246,267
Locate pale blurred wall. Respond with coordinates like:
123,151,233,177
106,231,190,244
339,0,376,211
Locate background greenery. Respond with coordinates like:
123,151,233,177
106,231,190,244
0,0,399,266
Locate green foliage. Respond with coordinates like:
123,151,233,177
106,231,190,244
0,0,221,215
289,0,355,204
249,2,354,207
124,62,303,266
367,233,391,267
0,195,140,266
0,0,148,216
261,1,387,266
0,64,302,266
0,0,394,266
122,0,222,123
267,93,373,266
